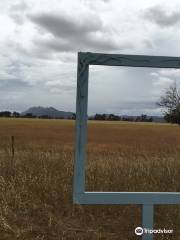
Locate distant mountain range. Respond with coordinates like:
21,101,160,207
21,106,74,119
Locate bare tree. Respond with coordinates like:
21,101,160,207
157,83,180,124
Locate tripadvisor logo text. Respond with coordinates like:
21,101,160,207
135,227,173,236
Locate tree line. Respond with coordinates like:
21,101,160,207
0,111,153,122
90,114,153,122
0,111,76,119
0,111,20,118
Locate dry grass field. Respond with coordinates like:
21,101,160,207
0,118,180,239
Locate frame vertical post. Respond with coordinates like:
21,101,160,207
142,204,154,240
73,53,89,201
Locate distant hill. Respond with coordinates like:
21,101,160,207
21,106,74,119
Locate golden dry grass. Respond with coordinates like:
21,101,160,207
0,118,180,239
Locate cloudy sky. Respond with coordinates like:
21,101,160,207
1,0,180,115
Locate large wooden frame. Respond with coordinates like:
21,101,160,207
73,51,180,204
73,52,180,239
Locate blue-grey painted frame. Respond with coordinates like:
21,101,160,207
73,51,180,205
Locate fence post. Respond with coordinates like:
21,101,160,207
11,135,15,167
142,204,154,240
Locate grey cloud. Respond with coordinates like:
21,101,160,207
101,101,157,114
29,12,102,38
10,13,24,24
45,81,76,91
144,6,180,27
79,34,131,51
0,78,30,89
4,60,33,83
117,101,157,110
49,85,75,94
90,100,159,116
35,35,124,53
37,38,74,52
29,12,133,53
9,1,28,25
10,1,28,11
60,85,75,91
143,39,154,49
45,79,76,95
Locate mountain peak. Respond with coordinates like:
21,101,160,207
21,106,74,119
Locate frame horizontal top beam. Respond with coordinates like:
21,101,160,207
79,52,180,68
